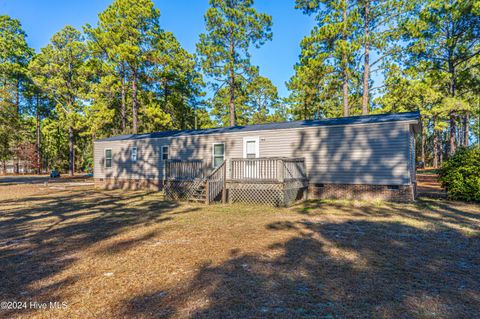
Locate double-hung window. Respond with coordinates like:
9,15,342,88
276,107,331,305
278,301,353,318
161,146,169,160
131,147,138,162
245,141,257,158
105,149,112,168
213,143,225,168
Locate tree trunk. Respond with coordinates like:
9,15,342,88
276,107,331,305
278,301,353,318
121,65,126,133
229,36,236,126
361,0,370,115
15,78,20,115
448,59,456,155
420,119,425,165
449,114,457,156
463,113,469,147
433,127,438,168
304,100,307,121
342,0,349,117
132,70,138,134
36,95,41,175
69,126,74,176
439,131,443,165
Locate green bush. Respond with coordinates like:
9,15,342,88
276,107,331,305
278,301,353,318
438,146,480,201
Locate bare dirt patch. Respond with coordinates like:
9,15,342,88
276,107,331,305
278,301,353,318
0,184,479,318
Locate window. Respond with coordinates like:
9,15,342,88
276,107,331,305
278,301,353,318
105,149,112,168
243,137,259,159
213,143,225,168
161,146,169,160
131,147,137,162
246,141,256,158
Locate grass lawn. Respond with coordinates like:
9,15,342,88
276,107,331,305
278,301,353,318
0,182,479,318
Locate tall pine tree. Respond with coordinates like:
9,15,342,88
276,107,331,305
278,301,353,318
29,26,89,176
197,0,272,126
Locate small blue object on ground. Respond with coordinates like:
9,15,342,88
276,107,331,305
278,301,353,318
50,170,60,178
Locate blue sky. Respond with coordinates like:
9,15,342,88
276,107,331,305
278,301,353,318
1,0,316,98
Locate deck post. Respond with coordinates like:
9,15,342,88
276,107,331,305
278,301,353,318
277,159,284,182
222,161,227,203
205,181,210,205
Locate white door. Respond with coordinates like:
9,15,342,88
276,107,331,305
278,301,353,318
243,137,259,178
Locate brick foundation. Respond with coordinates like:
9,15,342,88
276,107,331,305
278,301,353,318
308,183,415,202
95,178,163,191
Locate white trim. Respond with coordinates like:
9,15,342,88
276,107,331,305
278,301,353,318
94,120,419,143
131,147,137,162
104,148,112,168
212,142,225,168
161,145,169,160
243,136,260,158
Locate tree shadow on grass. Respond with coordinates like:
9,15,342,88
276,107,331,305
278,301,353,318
298,198,480,232
121,201,480,318
0,188,192,317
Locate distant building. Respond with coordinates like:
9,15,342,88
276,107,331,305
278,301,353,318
1,160,35,174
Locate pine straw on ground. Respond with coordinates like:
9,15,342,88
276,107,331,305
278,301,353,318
0,183,479,319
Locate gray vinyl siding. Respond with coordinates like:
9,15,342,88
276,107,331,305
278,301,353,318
94,121,413,185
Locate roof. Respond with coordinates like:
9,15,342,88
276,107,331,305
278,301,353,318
95,111,420,142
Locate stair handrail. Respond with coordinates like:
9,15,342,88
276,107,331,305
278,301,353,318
205,160,226,204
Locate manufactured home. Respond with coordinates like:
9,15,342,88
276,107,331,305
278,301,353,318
94,111,419,205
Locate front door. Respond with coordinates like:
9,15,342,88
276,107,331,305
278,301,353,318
243,137,259,178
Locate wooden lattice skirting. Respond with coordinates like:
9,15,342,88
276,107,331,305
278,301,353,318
165,179,204,200
228,179,308,207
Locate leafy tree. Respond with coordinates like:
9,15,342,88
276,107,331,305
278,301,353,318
403,0,480,155
357,0,412,114
147,31,205,130
0,16,33,171
0,15,33,114
210,75,250,126
246,75,281,124
210,74,281,126
29,26,89,176
22,81,55,173
197,0,272,126
85,0,161,134
293,0,359,117
40,116,69,171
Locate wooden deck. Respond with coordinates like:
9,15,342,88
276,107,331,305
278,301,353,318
164,157,308,206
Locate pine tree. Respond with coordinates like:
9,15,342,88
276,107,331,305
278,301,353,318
0,16,33,171
290,0,360,118
147,31,205,130
29,26,89,176
246,75,280,124
197,0,272,126
85,0,161,134
403,0,480,155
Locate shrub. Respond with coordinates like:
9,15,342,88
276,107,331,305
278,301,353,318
438,146,480,201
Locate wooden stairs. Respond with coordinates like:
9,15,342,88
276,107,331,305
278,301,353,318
189,180,207,203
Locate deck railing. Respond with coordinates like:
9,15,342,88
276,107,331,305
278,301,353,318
283,158,307,180
165,159,204,180
230,157,306,182
206,161,226,204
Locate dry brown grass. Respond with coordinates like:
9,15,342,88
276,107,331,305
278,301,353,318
0,182,479,318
